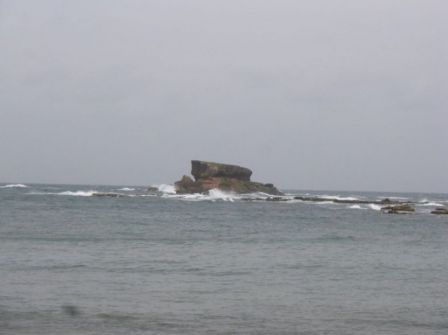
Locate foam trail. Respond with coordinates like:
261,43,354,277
116,188,135,191
0,184,28,189
349,205,362,209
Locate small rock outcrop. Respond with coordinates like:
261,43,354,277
431,207,448,215
382,204,415,214
175,160,283,195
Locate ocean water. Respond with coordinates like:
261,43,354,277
1,184,448,335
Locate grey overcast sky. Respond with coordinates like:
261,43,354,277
0,0,447,192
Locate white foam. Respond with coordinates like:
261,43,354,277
161,188,241,202
369,204,382,211
0,184,28,189
316,201,335,205
116,187,135,191
241,192,272,201
27,190,98,197
349,205,362,209
419,202,444,207
318,195,360,201
58,190,97,197
157,184,176,194
207,189,240,202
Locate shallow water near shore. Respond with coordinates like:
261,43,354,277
1,184,448,334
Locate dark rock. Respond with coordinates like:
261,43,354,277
147,186,158,192
91,192,127,198
382,204,415,214
266,197,288,201
175,160,283,195
294,196,323,202
431,207,448,215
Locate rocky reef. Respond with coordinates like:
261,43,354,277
175,160,283,195
381,203,415,214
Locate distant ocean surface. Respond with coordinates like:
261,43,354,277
1,183,448,335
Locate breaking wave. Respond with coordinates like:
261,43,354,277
369,204,382,211
0,184,28,189
208,189,239,202
116,187,135,191
156,184,176,194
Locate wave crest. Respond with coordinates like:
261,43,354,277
0,184,28,189
418,201,444,207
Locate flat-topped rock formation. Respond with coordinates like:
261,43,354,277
175,160,283,195
191,160,252,181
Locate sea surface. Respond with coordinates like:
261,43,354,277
1,183,448,335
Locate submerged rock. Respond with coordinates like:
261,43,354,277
382,203,415,214
175,160,283,195
431,207,448,215
91,192,128,198
62,305,80,317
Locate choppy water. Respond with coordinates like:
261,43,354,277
1,183,448,334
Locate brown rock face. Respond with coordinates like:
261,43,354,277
175,160,282,195
191,160,252,181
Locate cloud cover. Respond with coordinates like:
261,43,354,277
0,0,447,192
